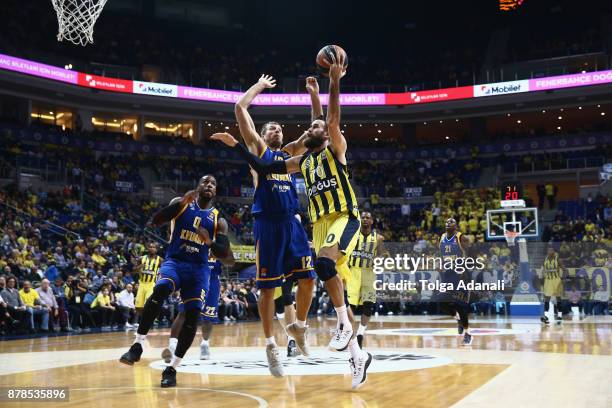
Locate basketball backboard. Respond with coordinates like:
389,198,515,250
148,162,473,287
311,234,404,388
486,207,539,240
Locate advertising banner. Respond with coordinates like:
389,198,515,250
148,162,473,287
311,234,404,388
231,245,256,263
77,73,133,93
133,81,178,97
474,80,529,97
0,54,77,84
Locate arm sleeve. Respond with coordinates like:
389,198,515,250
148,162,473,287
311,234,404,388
234,143,288,175
151,200,184,226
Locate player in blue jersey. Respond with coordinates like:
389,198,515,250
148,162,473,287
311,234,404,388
233,74,322,377
162,257,234,363
119,175,231,388
439,218,473,346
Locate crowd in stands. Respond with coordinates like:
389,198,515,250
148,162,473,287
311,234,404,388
1,180,610,336
356,157,482,198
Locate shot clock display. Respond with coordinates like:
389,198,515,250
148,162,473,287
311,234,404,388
500,181,523,201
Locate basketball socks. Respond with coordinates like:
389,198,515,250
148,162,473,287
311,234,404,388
276,312,288,333
348,337,363,359
170,355,182,368
135,334,147,345
201,339,209,346
265,336,277,346
335,305,350,328
168,337,178,352
296,319,306,328
357,324,367,336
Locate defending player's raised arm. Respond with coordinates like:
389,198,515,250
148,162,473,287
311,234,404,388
150,190,197,226
234,75,276,155
211,132,301,175
283,77,323,157
307,76,324,122
326,50,348,162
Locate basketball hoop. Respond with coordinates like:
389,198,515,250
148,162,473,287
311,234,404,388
51,0,108,46
504,231,519,247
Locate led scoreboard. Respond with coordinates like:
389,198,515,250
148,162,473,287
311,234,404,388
499,181,525,208
500,180,523,201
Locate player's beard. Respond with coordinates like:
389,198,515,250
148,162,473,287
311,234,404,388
304,135,324,149
267,139,282,149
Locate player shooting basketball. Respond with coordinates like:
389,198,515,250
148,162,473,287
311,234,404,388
212,48,372,390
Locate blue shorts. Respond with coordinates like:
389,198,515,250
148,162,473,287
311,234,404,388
254,214,316,289
178,272,221,321
157,258,210,312
440,270,470,304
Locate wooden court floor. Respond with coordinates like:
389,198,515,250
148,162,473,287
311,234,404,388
1,315,611,408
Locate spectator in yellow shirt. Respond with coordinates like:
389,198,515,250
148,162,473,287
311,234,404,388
468,217,479,234
91,288,115,330
92,247,107,267
19,281,49,332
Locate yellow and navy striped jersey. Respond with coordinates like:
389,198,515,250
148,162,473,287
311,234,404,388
299,146,358,222
139,255,162,284
349,231,379,269
543,255,561,280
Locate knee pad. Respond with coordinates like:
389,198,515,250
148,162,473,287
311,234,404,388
362,301,375,317
282,292,293,307
274,296,284,315
183,308,200,329
314,257,337,281
281,280,294,306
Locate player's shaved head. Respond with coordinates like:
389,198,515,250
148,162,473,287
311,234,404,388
197,175,217,200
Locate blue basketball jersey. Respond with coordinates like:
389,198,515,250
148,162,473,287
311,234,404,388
208,257,223,278
439,232,465,258
166,202,218,264
252,147,299,217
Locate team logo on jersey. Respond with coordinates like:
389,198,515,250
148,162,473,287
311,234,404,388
149,349,451,375
307,176,338,198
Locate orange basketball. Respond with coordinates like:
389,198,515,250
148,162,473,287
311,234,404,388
316,45,348,77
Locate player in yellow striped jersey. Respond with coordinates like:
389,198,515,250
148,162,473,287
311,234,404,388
134,243,163,314
347,211,386,349
212,50,372,390
539,245,564,325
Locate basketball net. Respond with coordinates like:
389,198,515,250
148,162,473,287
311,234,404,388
51,0,108,46
504,231,519,247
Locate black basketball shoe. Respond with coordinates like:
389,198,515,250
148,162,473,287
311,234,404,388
119,343,143,365
161,366,177,388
